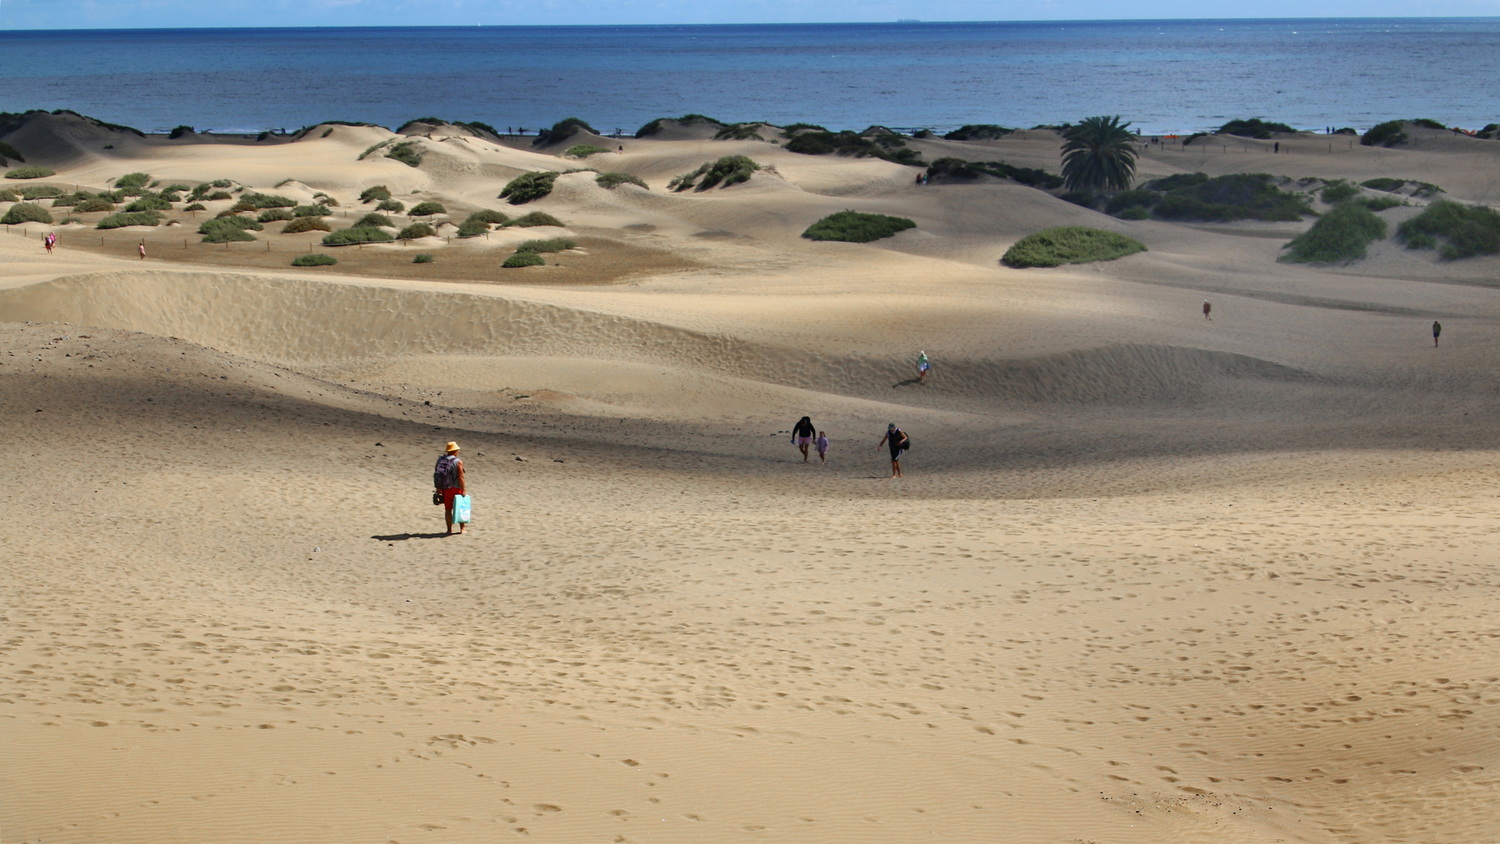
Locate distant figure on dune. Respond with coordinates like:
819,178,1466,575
816,431,830,464
875,423,909,478
433,441,467,535
1433,320,1442,347
137,240,146,260
792,416,816,462
916,350,930,382
43,231,56,254
1203,300,1212,320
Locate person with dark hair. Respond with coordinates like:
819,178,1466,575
791,416,816,462
1433,320,1442,347
875,423,909,478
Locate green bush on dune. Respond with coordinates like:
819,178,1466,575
1001,226,1147,268
292,204,330,217
942,124,1016,141
5,166,55,179
1362,120,1409,148
0,188,18,202
784,129,923,165
96,210,162,229
925,157,1063,190
514,237,576,253
354,212,395,229
1361,177,1443,198
282,216,333,233
74,197,117,213
563,144,612,158
385,140,423,168
322,226,394,246
502,251,546,268
1118,173,1313,222
291,253,337,267
596,171,648,190
1319,180,1360,204
1396,200,1500,260
397,222,436,240
116,172,151,189
360,185,392,203
534,117,598,146
413,253,434,263
1216,118,1296,139
501,171,561,204
408,201,446,217
1,201,52,225
199,217,260,242
668,155,760,192
801,210,916,243
126,194,173,212
636,114,723,138
241,192,297,209
1280,202,1388,264
258,208,295,222
19,184,62,200
506,210,564,227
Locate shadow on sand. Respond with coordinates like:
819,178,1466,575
372,532,452,541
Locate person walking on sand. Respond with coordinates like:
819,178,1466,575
137,240,146,260
816,431,830,464
1203,300,1212,320
43,231,56,254
1433,320,1442,347
792,415,816,463
433,441,467,535
916,350,931,382
875,423,909,478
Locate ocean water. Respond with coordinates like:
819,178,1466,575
1,19,1497,136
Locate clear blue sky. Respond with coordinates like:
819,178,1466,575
0,0,1495,28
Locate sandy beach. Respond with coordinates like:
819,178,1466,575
2,113,1499,843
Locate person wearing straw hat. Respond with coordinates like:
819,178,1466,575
434,441,467,535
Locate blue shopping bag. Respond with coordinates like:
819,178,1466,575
452,494,471,524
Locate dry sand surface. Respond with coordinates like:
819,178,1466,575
3,116,1500,843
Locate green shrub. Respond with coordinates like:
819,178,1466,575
502,251,546,268
501,171,561,204
713,123,765,141
563,144,612,158
535,117,597,146
0,141,26,163
413,253,434,264
1137,173,1313,222
241,192,296,209
0,188,17,202
515,237,576,253
359,185,392,203
802,210,916,243
1002,227,1147,268
456,219,491,238
1116,206,1152,221
1411,118,1446,130
1281,202,1387,264
292,204,329,217
1217,118,1295,139
506,210,564,227
291,253,337,267
942,124,1015,141
1319,180,1360,204
126,194,173,212
206,190,233,201
1104,189,1160,216
74,197,117,213
466,208,509,225
371,199,401,214
1360,196,1405,212
49,191,92,207
258,208,295,222
96,210,162,229
199,217,260,242
201,215,262,232
116,172,151,188
385,140,423,167
636,114,722,137
169,125,194,139
181,202,205,212
925,157,1062,189
1,202,52,224
669,155,760,191
1396,200,1500,260
322,226,394,246
409,201,446,216
354,212,394,228
282,216,332,233
596,171,648,190
397,222,436,240
784,130,920,164
1478,123,1500,140
1360,177,1443,198
1362,121,1408,148
5,166,55,179
19,184,62,200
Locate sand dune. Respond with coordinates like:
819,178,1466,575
4,115,1500,843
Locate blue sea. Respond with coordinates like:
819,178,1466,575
1,19,1497,136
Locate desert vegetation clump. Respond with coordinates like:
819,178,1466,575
258,208,295,223
354,212,395,229
1,201,52,225
1395,200,1500,260
942,124,1015,141
669,155,760,192
5,166,55,179
359,185,393,203
0,188,17,202
292,204,330,217
397,222,436,240
514,237,576,253
408,201,447,217
1216,118,1296,139
115,172,152,189
502,251,546,268
75,197,117,213
385,140,423,167
412,253,434,263
1104,173,1313,222
291,253,338,267
1001,227,1147,268
1360,177,1443,198
282,216,333,234
126,194,173,212
506,210,564,227
925,157,1062,189
535,117,598,147
322,226,395,246
1319,180,1360,204
596,171,648,190
784,129,923,165
96,210,163,229
19,184,63,200
801,210,916,243
376,199,405,214
241,192,297,209
563,144,612,158
1280,202,1388,264
1362,120,1409,148
199,216,262,241
500,171,561,204
713,123,765,141
636,114,723,137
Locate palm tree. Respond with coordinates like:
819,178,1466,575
1060,115,1138,193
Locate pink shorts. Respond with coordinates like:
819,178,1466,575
796,436,813,446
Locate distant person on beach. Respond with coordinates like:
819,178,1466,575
434,441,467,535
792,416,816,462
916,350,930,382
875,423,909,478
1203,300,1212,320
1433,320,1442,347
43,231,56,254
137,240,146,260
816,431,830,464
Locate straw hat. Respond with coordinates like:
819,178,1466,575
445,441,460,453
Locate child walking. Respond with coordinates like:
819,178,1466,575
815,431,829,464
